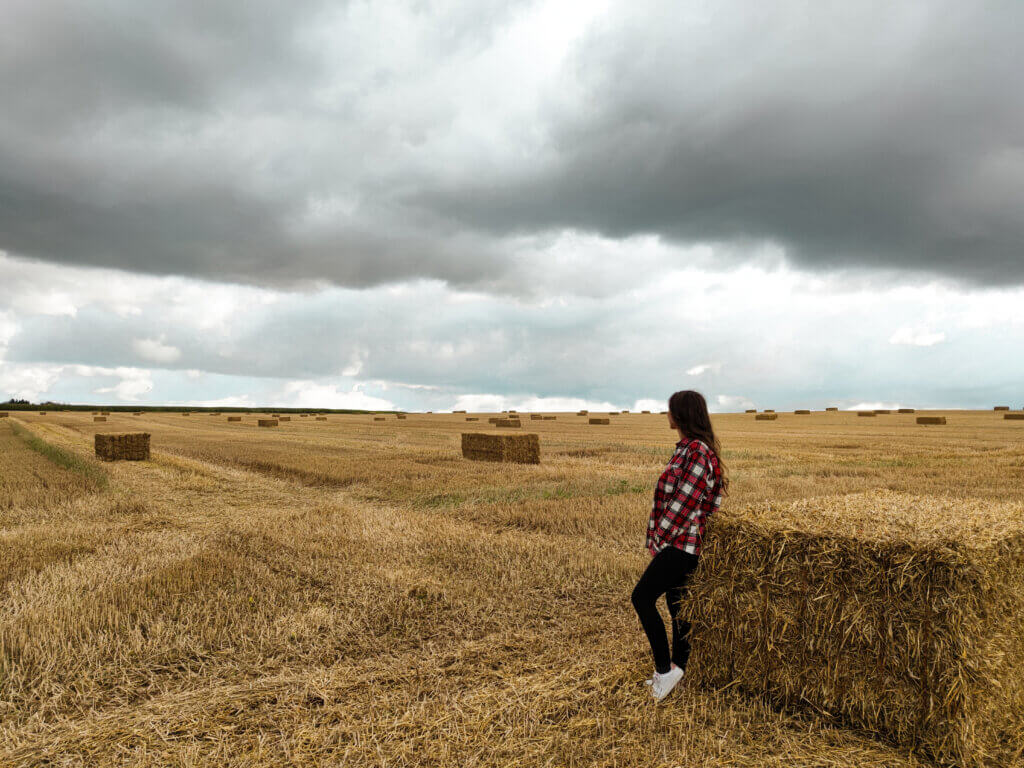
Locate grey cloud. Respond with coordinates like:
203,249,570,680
2,1,1023,288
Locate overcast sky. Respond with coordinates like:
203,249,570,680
2,1,1022,411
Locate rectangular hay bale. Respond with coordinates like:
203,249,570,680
461,432,539,464
745,409,757,413
899,408,916,413
258,419,278,427
93,416,106,422
530,414,544,420
874,409,891,414
227,416,242,422
94,432,150,461
917,416,946,425
465,417,479,421
543,416,556,420
278,416,291,422
589,417,610,425
994,406,1010,411
687,490,1024,767
495,418,521,428
1004,413,1024,421
755,413,777,421
826,407,839,411
794,409,811,415
316,416,327,421
858,411,876,417
374,417,385,421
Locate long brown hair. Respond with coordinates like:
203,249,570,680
668,390,728,495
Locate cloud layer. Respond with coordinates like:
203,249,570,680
2,1,1022,289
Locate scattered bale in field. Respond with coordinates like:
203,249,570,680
755,413,778,421
826,407,839,411
453,410,467,413
465,417,479,421
316,416,327,421
258,419,278,427
133,412,142,416
898,408,916,413
396,414,407,419
100,411,110,416
589,417,610,425
38,411,46,415
496,418,521,428
794,409,811,415
917,416,946,425
874,409,891,414
94,432,150,461
461,432,540,464
93,416,106,422
543,416,556,420
181,412,190,416
858,411,876,417
92,412,99,415
994,406,1010,411
688,489,1024,767
764,409,775,413
1004,413,1024,421
745,409,757,413
278,416,291,422
642,410,651,413
577,410,588,415
530,414,544,420
374,417,385,422
227,416,242,422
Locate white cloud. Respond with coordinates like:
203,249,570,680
185,369,202,379
633,398,665,412
0,364,62,401
846,402,903,411
280,380,395,411
889,327,946,347
687,362,722,376
132,336,182,363
715,394,755,412
451,394,619,413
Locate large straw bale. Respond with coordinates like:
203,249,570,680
453,410,467,413
461,432,539,464
181,412,189,416
826,407,839,411
899,408,916,413
1004,413,1024,421
257,419,278,427
755,413,778,421
994,406,1010,411
589,417,610,425
858,411,876,417
794,409,811,415
530,414,544,420
93,416,106,422
496,418,521,428
94,432,150,461
133,412,142,416
687,489,1024,767
917,416,946,425
227,416,242,422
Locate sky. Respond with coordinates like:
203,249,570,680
2,1,1022,412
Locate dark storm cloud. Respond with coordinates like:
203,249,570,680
2,1,1022,287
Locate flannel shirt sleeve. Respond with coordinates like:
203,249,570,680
653,450,710,547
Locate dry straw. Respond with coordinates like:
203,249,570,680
257,419,278,427
589,417,610,425
543,416,556,420
764,410,775,413
461,432,539,464
227,416,242,422
38,412,46,415
577,410,588,415
755,413,778,421
688,489,1024,767
94,432,150,461
100,411,110,416
487,417,502,424
917,416,946,425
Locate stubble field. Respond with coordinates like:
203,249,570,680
1,408,1022,767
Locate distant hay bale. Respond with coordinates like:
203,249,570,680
272,414,281,418
688,489,1024,767
825,407,839,412
857,411,876,417
316,416,327,421
873,409,891,414
92,412,99,415
100,411,110,416
794,409,811,415
495,418,521,428
917,416,946,425
507,410,517,414
745,409,757,413
543,416,556,420
278,416,291,422
898,408,916,413
396,414,407,420
181,412,189,416
461,432,540,464
577,410,588,415
227,416,242,422
300,414,308,417
465,417,479,421
132,412,142,416
589,417,610,425
94,432,150,461
1004,413,1024,421
755,413,778,421
373,417,385,422
93,416,107,422
453,410,467,413
530,414,544,420
763,409,775,413
994,406,1010,411
642,410,651,413
38,412,46,415
257,419,278,427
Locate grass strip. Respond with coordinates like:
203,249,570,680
10,421,108,490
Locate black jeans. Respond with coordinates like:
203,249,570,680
631,547,699,674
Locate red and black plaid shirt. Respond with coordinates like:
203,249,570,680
646,438,722,557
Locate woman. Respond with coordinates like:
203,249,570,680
631,390,726,701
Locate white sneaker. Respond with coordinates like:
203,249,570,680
649,665,684,701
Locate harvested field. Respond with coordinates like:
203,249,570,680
2,409,1024,767
859,412,876,417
